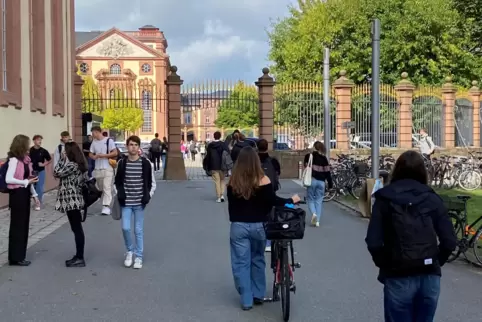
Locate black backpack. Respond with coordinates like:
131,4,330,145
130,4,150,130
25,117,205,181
262,156,280,192
388,202,439,270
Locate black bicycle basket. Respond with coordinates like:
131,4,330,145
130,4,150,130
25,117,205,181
265,206,306,240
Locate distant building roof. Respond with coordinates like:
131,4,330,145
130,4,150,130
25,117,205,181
140,24,158,29
75,31,104,48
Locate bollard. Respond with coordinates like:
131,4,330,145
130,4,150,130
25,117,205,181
298,161,303,179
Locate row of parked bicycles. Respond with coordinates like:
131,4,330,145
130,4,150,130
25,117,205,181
324,151,482,266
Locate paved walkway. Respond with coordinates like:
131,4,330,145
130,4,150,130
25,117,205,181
0,180,480,321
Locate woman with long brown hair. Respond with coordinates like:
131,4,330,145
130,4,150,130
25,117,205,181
227,146,299,311
54,142,88,267
4,134,39,266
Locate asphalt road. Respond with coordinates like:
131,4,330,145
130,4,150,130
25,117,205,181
0,180,480,322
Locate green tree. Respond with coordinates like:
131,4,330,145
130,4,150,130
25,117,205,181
454,0,482,57
268,0,482,86
214,81,259,129
101,89,144,132
81,76,101,113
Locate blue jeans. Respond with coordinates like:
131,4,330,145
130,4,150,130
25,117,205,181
230,222,266,308
34,170,46,203
88,158,95,178
161,154,166,169
384,275,440,322
121,205,145,259
306,178,325,221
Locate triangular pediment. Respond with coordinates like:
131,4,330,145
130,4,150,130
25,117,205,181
76,28,163,59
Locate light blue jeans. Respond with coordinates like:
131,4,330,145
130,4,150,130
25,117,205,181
161,154,166,169
34,170,46,203
121,205,145,259
230,222,266,308
306,178,325,222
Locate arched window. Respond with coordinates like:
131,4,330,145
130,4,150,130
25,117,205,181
141,90,153,132
110,63,121,74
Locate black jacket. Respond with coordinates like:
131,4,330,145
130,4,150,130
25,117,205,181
231,141,250,164
258,153,281,175
114,156,153,207
204,141,228,171
365,179,456,282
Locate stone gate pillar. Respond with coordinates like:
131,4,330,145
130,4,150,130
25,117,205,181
333,71,354,150
256,68,275,150
441,77,457,148
164,66,187,180
469,81,480,147
394,72,415,149
73,69,84,144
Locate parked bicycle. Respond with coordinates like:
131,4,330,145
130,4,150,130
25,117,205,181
264,201,306,322
445,195,482,265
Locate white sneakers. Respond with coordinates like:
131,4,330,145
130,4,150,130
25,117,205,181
124,251,143,269
216,195,225,203
311,214,319,227
101,206,111,216
133,258,143,269
124,251,133,267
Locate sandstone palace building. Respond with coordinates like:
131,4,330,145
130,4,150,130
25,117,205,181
75,25,170,141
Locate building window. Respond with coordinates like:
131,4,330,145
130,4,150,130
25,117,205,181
141,63,151,73
205,115,210,124
206,132,211,140
184,112,192,125
1,0,6,91
110,63,121,74
79,62,89,74
141,90,152,132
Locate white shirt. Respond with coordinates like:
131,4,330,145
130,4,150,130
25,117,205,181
5,157,38,197
53,142,65,167
90,138,117,170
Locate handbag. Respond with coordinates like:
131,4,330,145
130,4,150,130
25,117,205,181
111,197,122,220
264,206,306,240
301,153,313,187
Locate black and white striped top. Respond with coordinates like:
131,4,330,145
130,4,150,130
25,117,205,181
124,158,144,206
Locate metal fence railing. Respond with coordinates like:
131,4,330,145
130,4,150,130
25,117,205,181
351,84,399,148
411,87,444,147
273,82,336,150
455,98,474,147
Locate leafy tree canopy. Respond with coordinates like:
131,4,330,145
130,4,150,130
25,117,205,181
81,76,101,113
101,89,144,132
214,81,259,129
268,0,482,86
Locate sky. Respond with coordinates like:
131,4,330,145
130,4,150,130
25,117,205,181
75,0,297,84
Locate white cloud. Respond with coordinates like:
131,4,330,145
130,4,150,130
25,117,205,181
75,0,297,81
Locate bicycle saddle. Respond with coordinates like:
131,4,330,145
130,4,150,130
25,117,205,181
456,195,471,201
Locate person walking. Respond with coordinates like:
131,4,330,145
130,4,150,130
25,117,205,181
365,150,456,322
54,142,88,268
115,136,156,269
230,132,249,164
189,140,197,162
53,131,71,167
304,141,333,227
29,134,51,210
160,137,168,170
256,138,281,252
89,126,118,216
83,135,94,178
4,134,39,266
199,141,206,159
418,128,435,160
150,133,162,172
227,146,299,310
204,131,229,202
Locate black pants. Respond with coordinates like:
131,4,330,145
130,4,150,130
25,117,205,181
191,151,196,161
151,152,161,171
66,209,85,259
8,188,31,262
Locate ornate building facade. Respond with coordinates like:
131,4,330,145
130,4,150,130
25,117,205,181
75,25,170,141
0,0,76,208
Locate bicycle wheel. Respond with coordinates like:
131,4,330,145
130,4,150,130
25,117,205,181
472,227,482,266
458,170,482,191
349,177,366,200
447,213,464,263
323,189,336,202
280,247,290,321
